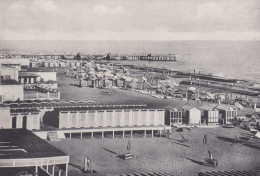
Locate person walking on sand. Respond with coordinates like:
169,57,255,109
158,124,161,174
203,134,207,144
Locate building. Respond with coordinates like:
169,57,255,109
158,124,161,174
0,129,69,176
0,80,24,101
0,64,19,81
19,72,39,84
116,78,125,87
20,69,57,82
0,58,30,68
165,105,182,126
217,105,238,125
42,104,170,139
0,106,41,130
199,105,219,125
10,108,41,130
44,104,165,129
182,106,201,125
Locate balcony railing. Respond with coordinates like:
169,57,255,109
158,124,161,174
24,91,60,100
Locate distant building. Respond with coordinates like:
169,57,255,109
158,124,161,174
182,106,201,125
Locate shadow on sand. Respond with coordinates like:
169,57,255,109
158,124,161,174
70,83,81,87
216,136,236,143
69,163,83,170
171,140,191,148
217,136,260,151
116,155,126,160
243,143,260,151
69,163,98,173
102,148,118,155
180,156,204,166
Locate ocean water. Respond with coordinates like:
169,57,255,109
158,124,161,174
0,40,259,82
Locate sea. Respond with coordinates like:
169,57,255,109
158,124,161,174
0,40,259,82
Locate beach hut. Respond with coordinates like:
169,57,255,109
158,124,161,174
116,78,125,87
104,78,114,88
182,106,201,125
217,105,237,125
49,62,54,67
199,105,219,125
165,105,182,126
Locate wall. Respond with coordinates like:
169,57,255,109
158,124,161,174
27,72,57,82
0,67,19,81
189,109,201,124
0,107,11,128
11,113,41,130
0,85,24,101
58,109,165,129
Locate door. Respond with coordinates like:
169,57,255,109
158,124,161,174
12,116,17,128
22,116,27,129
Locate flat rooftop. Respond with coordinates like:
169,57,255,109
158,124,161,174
0,129,66,159
0,79,21,85
23,67,57,72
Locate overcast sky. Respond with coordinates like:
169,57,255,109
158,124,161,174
0,0,259,40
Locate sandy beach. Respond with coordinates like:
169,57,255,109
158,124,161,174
52,73,260,176
57,74,254,115
50,127,260,176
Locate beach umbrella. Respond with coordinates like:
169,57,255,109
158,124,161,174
255,131,260,139
234,102,243,109
188,87,196,91
206,92,214,98
187,87,196,94
219,95,225,100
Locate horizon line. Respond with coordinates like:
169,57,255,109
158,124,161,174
0,39,259,42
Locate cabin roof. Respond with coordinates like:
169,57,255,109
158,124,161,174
182,105,199,111
216,104,237,111
199,105,218,111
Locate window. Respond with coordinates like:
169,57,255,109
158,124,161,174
4,75,11,80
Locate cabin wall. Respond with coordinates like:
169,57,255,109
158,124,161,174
58,109,165,129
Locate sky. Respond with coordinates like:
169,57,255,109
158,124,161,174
0,0,259,40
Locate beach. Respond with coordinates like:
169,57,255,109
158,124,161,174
50,127,260,176
57,74,254,116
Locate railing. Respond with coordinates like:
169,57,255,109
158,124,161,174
24,92,60,100
0,156,69,167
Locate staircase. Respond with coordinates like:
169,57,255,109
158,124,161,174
47,132,60,141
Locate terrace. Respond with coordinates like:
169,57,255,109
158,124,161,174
0,129,69,176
